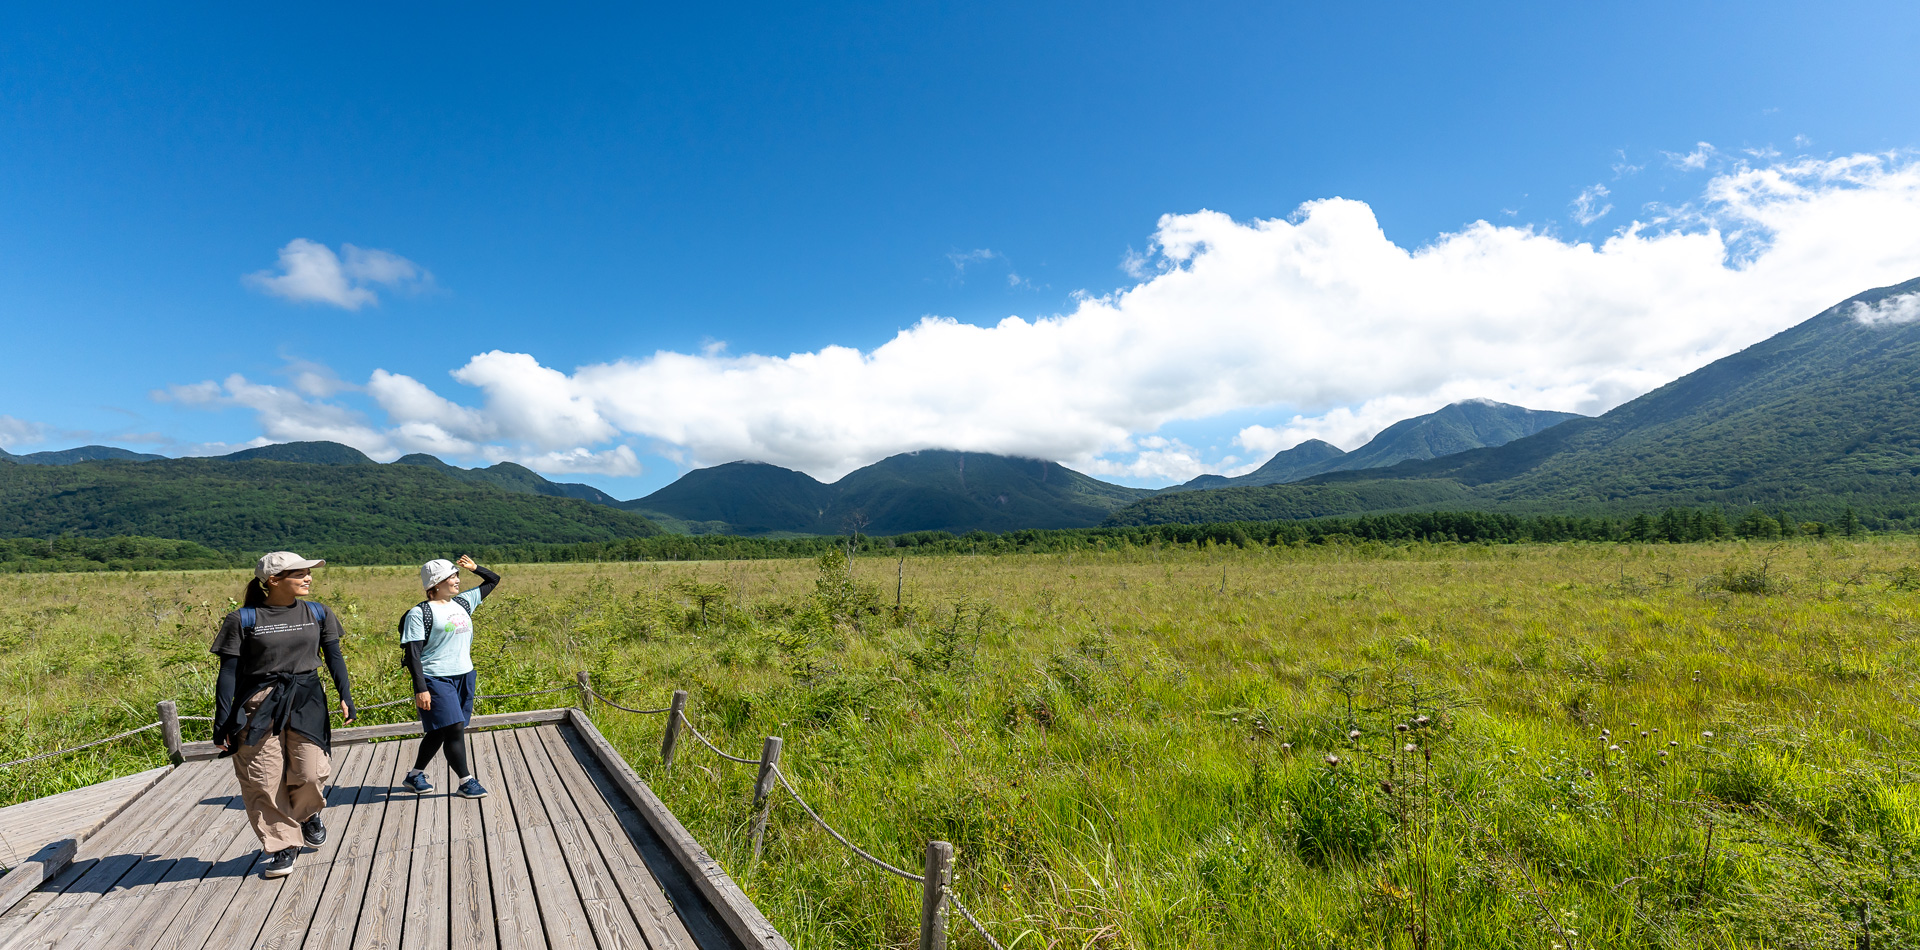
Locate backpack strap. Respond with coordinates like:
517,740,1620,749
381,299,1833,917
415,601,436,650
239,606,255,635
304,602,331,627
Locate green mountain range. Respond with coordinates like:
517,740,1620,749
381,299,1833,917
1169,400,1581,491
625,450,1153,535
1108,277,1920,528
0,446,660,549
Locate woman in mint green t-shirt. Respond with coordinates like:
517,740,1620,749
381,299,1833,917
399,555,499,799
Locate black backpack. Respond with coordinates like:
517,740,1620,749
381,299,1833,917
397,600,437,669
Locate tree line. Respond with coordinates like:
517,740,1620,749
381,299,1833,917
0,505,1876,573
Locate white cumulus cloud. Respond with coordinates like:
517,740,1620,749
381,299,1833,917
157,369,641,477
1852,292,1920,326
244,239,434,309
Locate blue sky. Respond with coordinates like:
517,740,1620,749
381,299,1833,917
4,2,1920,498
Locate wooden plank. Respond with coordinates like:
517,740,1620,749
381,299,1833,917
350,739,423,950
0,761,232,950
0,767,169,870
46,759,250,950
509,728,647,950
447,745,496,950
247,741,381,950
136,774,284,950
399,751,450,950
0,840,74,923
196,742,369,950
493,728,594,950
302,738,404,950
532,726,696,950
470,731,545,950
115,788,256,950
564,710,792,950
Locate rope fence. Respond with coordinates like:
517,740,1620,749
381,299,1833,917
769,762,925,882
948,890,1009,950
0,722,162,771
581,686,672,716
674,711,763,765
0,680,585,770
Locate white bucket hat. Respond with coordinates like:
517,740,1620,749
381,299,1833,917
420,558,458,591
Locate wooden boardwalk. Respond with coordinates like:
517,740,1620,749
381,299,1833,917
0,768,168,870
0,710,788,950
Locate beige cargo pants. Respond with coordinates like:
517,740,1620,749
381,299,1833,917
231,687,331,852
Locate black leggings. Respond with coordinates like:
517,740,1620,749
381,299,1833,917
414,722,470,778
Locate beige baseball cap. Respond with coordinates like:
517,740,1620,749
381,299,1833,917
255,551,324,582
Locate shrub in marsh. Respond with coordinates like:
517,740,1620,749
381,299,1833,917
1284,760,1394,865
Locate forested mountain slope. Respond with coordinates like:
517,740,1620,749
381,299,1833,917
0,456,661,549
1165,401,1581,493
631,450,1153,535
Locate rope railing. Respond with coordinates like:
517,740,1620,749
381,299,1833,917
581,686,671,715
0,721,162,771
475,684,576,700
1,680,585,770
948,889,1009,950
350,682,579,714
769,762,925,882
675,710,762,765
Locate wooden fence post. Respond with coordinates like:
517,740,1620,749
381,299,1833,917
750,736,783,863
661,689,688,771
576,671,594,715
920,840,952,950
157,700,183,765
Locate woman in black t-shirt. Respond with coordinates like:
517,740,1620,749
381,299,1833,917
211,551,357,879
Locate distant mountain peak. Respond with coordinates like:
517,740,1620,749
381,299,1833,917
222,441,376,465
5,445,167,465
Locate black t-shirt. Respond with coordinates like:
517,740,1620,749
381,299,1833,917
209,602,345,676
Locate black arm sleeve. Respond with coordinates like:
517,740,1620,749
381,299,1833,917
404,639,428,694
213,655,239,744
473,565,501,600
322,637,355,718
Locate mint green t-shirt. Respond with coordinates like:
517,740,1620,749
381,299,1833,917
400,588,483,677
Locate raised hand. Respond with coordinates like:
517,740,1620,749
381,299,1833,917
456,555,478,572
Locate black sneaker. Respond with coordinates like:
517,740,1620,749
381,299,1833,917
302,812,326,847
262,846,298,879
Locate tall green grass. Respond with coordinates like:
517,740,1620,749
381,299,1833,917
4,539,1920,947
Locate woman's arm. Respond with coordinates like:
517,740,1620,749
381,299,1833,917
404,639,430,696
472,564,501,599
213,655,239,748
321,638,356,721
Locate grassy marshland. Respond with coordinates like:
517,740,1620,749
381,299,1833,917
3,539,1920,948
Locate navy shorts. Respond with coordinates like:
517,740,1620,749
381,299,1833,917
418,670,476,731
